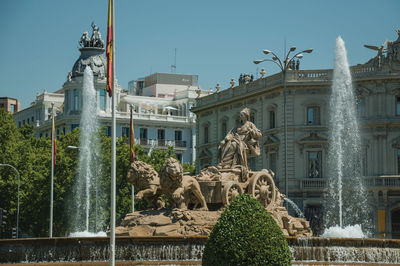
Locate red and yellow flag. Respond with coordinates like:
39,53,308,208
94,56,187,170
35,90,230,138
52,113,56,167
130,107,135,162
106,0,113,97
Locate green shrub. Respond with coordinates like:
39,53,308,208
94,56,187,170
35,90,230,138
202,194,292,265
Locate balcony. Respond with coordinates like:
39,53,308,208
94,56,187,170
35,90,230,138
289,176,400,193
175,140,187,148
136,138,188,149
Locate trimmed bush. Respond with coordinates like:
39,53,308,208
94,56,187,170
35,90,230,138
202,194,292,265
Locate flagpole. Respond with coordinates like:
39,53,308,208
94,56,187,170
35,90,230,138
110,0,116,264
50,102,54,238
130,105,134,213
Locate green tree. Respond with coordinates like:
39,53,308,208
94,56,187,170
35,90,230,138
202,194,292,266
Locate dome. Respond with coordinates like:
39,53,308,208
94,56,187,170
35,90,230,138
71,47,106,78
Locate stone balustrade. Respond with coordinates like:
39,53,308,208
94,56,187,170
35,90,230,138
289,176,400,192
194,66,388,109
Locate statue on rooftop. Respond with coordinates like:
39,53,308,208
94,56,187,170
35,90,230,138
90,22,104,48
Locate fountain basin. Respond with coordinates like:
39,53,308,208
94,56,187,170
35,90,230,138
1,236,400,265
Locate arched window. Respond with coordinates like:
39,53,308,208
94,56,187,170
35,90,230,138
221,117,228,139
99,89,106,111
204,124,209,144
74,89,79,110
307,106,320,125
269,110,276,129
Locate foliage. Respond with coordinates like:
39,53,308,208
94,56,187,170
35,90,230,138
202,194,292,266
0,112,188,237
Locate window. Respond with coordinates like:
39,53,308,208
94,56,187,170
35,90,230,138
158,129,165,146
221,120,227,138
308,151,322,178
175,130,182,141
105,126,111,137
10,105,15,113
74,89,79,110
357,98,366,117
65,90,69,112
122,127,129,137
250,111,255,123
269,153,277,174
269,110,276,129
397,149,400,175
100,89,106,111
71,124,79,131
204,125,209,144
27,118,30,124
18,121,21,128
158,129,165,140
397,97,400,116
23,120,25,125
176,153,182,162
140,128,148,141
307,106,320,125
31,116,34,123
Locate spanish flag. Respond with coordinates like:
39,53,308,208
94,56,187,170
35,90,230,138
52,113,56,167
130,106,135,162
106,0,113,97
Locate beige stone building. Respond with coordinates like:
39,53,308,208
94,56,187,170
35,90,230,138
0,97,20,114
192,32,400,238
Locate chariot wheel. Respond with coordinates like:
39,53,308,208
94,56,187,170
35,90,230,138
222,181,243,206
248,170,276,210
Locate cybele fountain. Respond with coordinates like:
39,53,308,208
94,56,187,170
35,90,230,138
1,26,400,265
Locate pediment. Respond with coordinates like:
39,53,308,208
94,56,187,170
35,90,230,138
263,134,280,146
199,148,212,159
355,86,372,97
297,132,328,144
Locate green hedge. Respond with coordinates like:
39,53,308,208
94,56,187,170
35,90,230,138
202,194,292,265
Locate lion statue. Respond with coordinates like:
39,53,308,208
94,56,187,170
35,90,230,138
126,160,164,210
160,158,208,211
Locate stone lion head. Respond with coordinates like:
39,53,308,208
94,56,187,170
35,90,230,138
127,160,158,187
160,157,183,183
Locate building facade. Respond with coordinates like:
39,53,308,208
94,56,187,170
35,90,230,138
13,24,208,164
0,97,20,114
192,31,400,238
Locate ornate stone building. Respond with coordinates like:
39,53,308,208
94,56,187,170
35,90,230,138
192,31,400,238
14,24,209,164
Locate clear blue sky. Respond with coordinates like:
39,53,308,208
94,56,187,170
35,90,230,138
0,0,399,109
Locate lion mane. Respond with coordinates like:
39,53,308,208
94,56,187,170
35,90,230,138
159,157,183,194
127,160,159,190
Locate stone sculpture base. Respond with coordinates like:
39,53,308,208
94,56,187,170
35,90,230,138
115,209,222,237
115,207,311,238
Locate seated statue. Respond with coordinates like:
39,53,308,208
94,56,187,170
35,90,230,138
218,108,262,181
126,160,164,210
160,158,208,211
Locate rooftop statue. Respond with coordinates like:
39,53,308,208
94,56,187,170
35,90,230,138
78,22,104,48
364,30,400,71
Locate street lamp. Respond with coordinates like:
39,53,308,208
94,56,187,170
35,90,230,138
0,163,21,238
254,47,313,201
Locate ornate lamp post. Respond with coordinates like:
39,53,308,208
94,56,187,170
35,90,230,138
254,47,313,201
0,163,21,238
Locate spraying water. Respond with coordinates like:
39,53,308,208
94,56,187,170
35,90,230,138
323,37,372,237
284,198,305,218
70,66,105,236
